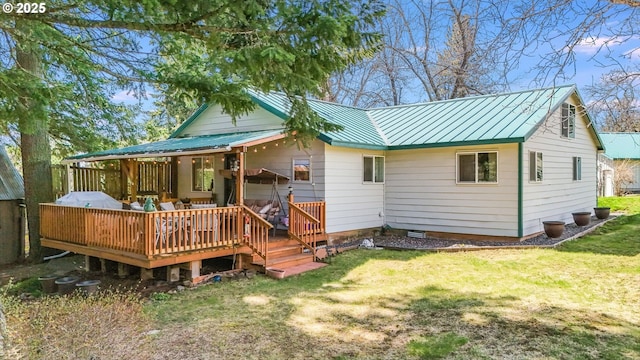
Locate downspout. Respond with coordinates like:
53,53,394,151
518,142,524,238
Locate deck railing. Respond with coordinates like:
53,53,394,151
288,201,325,259
40,204,247,257
240,205,274,266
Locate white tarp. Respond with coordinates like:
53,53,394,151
55,191,122,209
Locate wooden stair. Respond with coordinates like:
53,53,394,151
247,238,326,278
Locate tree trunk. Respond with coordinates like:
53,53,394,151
16,44,53,263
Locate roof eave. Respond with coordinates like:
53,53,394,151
388,138,524,151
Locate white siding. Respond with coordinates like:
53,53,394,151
324,146,385,233
523,94,599,235
384,144,519,237
244,139,326,205
176,140,326,206
178,105,283,137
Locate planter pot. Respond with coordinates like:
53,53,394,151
594,207,610,220
572,212,591,226
38,274,59,294
55,276,79,295
265,268,286,280
542,221,565,238
75,280,101,296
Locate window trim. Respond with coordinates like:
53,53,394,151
191,156,215,192
573,156,582,181
561,103,576,139
363,155,385,184
455,151,499,184
292,158,311,183
529,151,543,182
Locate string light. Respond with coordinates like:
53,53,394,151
177,160,181,164
262,145,266,150
253,148,258,152
275,143,279,147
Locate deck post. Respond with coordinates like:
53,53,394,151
181,260,201,280
84,255,101,272
167,265,180,283
117,263,131,278
140,268,154,281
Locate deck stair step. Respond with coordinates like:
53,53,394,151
252,253,313,269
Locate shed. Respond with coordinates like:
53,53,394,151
0,146,25,264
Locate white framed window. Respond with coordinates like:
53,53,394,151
573,156,582,181
456,151,498,183
561,103,576,139
529,151,543,182
293,158,311,182
363,155,384,183
191,156,214,192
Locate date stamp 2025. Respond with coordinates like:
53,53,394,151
2,2,47,14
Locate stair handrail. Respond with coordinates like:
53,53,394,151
288,201,320,260
240,205,273,267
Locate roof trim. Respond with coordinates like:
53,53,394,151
388,137,523,150
62,147,231,164
169,104,210,139
249,94,289,121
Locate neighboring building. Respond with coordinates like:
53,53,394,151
0,146,25,264
67,84,605,240
599,132,640,194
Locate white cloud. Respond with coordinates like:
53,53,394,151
111,90,136,102
574,36,624,55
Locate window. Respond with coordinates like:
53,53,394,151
456,152,497,183
363,156,384,183
293,158,311,182
529,151,543,182
191,156,214,192
573,156,582,181
561,103,576,138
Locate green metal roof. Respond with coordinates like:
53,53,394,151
247,90,387,149
244,85,602,150
600,133,640,159
0,145,24,200
65,129,283,162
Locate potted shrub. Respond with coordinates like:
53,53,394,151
542,221,565,238
594,207,610,219
572,212,591,226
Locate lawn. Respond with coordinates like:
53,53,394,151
3,197,640,359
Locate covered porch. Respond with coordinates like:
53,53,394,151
41,130,327,280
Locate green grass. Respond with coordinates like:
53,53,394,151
598,195,640,214
140,238,640,359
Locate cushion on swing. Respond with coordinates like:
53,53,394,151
259,204,272,214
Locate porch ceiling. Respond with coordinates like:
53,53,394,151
63,129,284,163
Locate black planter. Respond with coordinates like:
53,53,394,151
594,207,610,220
542,221,565,238
572,212,591,226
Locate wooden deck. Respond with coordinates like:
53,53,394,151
40,201,327,275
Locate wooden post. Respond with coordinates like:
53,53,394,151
65,163,74,194
131,159,138,202
171,157,179,198
236,149,245,206
140,268,154,281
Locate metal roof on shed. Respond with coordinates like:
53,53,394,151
600,133,640,159
0,146,24,200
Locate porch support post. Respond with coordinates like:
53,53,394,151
180,260,201,280
167,265,180,283
118,263,131,278
65,163,74,194
236,148,245,206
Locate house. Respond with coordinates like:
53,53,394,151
41,85,604,280
599,132,640,194
0,145,25,264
